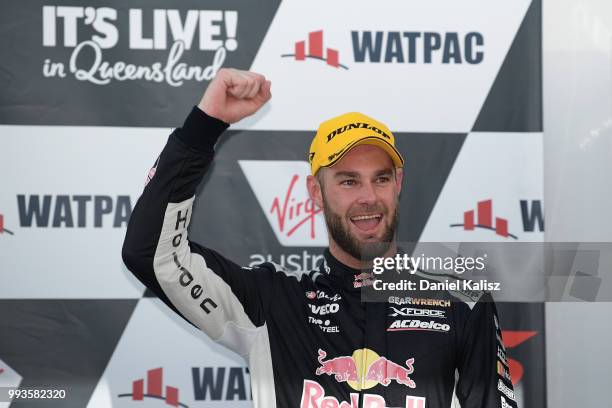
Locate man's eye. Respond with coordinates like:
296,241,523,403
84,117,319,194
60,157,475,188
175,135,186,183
376,177,391,183
341,179,356,186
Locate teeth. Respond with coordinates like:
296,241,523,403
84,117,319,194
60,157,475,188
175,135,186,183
351,214,382,221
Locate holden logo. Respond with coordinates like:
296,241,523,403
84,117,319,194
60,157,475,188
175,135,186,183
306,291,317,300
239,161,328,247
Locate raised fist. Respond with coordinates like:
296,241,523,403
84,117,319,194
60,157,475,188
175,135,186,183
198,68,272,124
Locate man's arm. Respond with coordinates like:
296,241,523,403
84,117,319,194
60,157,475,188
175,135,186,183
455,294,519,408
122,69,273,357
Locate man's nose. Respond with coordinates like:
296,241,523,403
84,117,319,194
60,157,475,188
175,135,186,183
356,181,377,205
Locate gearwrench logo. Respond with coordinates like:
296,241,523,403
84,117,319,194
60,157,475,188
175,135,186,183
239,161,327,247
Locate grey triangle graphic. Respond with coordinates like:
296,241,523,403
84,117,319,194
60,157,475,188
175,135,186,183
394,133,467,241
0,299,138,408
472,0,542,132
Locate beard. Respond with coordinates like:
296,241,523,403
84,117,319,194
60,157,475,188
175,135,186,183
323,196,399,262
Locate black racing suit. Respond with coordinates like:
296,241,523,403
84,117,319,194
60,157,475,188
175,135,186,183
122,107,518,408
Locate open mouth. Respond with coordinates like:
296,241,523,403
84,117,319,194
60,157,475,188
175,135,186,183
350,213,383,232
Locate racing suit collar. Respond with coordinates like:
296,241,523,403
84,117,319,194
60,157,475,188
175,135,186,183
322,249,375,291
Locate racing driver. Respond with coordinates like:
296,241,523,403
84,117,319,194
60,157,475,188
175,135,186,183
122,68,518,408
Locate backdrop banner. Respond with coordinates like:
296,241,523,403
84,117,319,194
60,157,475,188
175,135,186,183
1,0,544,406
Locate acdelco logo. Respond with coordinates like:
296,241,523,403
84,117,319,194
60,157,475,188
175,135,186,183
326,123,390,143
387,319,450,333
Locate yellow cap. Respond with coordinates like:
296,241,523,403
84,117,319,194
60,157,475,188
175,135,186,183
308,112,404,175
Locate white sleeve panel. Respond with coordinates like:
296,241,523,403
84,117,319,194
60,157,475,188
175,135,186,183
153,198,262,356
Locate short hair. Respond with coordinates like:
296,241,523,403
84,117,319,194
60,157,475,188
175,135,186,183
315,168,326,187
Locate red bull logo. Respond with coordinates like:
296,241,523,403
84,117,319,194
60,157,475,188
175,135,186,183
315,348,416,391
315,350,359,382
300,380,426,408
365,356,415,388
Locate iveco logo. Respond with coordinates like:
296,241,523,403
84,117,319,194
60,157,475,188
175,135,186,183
309,303,340,315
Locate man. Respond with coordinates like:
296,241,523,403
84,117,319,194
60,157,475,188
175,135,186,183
122,68,517,408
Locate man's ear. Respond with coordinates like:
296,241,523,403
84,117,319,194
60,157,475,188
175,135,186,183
307,174,324,210
395,167,404,194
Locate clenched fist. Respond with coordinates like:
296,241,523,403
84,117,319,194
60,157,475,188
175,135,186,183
198,68,272,124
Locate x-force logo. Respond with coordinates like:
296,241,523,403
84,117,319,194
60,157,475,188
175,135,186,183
389,306,445,318
239,161,328,247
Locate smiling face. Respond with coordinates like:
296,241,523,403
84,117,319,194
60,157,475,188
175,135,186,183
307,144,403,267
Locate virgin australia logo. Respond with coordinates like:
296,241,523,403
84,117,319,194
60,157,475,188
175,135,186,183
238,161,328,247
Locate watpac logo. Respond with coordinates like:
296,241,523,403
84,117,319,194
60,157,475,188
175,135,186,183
117,366,251,405
282,29,485,69
281,30,348,70
239,161,328,247
0,214,15,235
16,194,132,228
40,6,239,86
351,31,484,64
450,199,544,240
118,367,189,407
451,199,517,239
